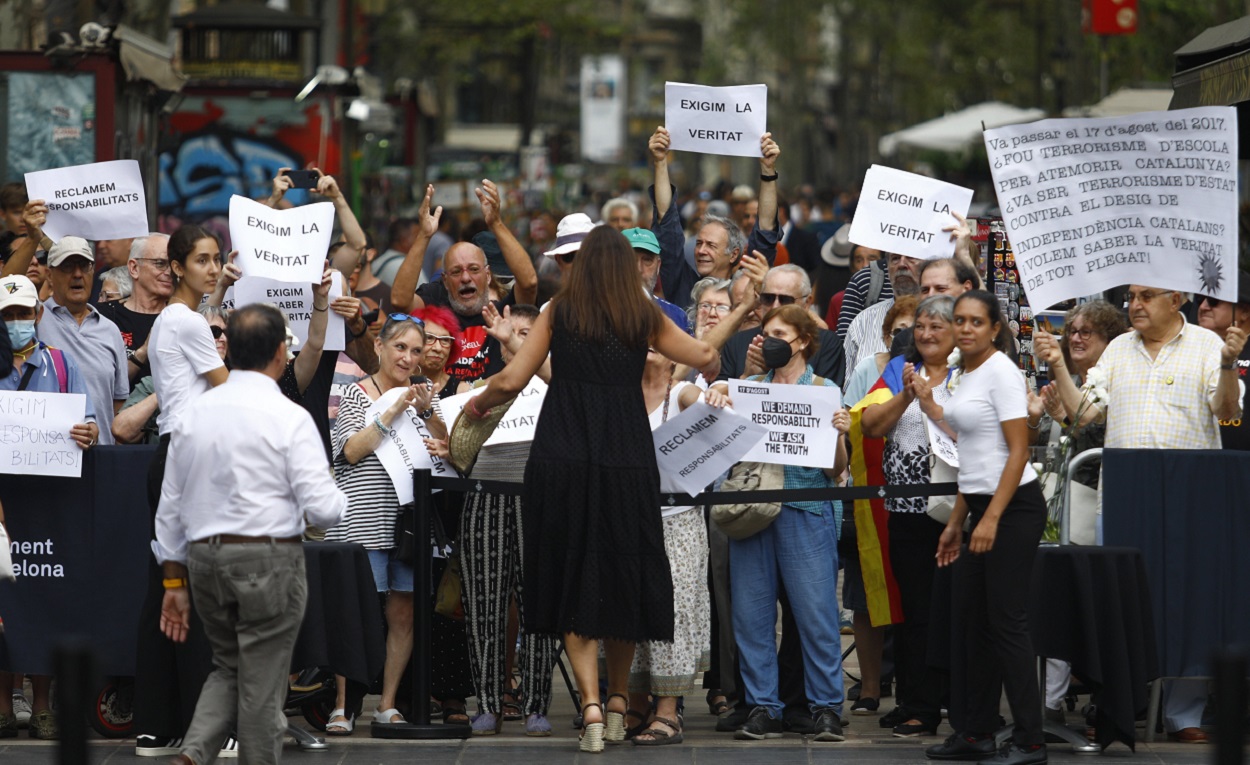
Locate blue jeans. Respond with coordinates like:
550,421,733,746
729,503,844,716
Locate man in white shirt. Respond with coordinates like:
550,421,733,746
154,304,347,765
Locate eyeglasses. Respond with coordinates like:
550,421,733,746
424,334,454,348
99,290,124,301
697,302,732,315
1124,289,1171,305
1066,327,1096,340
759,293,797,306
210,325,225,339
444,264,486,279
1199,295,1223,308
134,258,170,272
386,312,426,327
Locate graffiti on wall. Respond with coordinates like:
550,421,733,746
158,96,340,241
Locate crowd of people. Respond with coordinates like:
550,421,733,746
0,121,1245,765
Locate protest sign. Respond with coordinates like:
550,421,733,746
925,417,959,468
0,392,87,478
365,387,455,505
232,271,345,351
728,380,841,468
848,166,974,260
24,160,149,242
229,195,334,284
441,378,547,447
665,82,767,158
984,106,1239,309
652,401,767,496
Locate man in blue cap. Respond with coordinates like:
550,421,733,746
625,227,688,330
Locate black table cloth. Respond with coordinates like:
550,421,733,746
293,542,385,685
1029,545,1158,751
1102,448,1250,679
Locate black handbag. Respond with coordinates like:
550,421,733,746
393,504,417,564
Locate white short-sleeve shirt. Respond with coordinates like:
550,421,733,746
150,303,225,436
943,351,1038,496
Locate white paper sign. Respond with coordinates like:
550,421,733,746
0,392,88,478
665,82,767,158
229,195,334,284
983,106,1239,309
441,378,547,447
848,166,974,260
652,400,767,496
925,417,959,468
581,55,626,163
24,160,149,242
232,271,345,352
365,387,455,505
729,379,842,468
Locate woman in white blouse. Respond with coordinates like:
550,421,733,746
928,291,1047,765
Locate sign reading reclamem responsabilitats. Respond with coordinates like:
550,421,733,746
365,387,455,505
229,195,334,284
984,106,1239,309
24,160,149,242
665,82,767,158
0,391,88,478
848,166,974,260
651,400,767,497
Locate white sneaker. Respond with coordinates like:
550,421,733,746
135,735,183,757
219,736,239,759
11,693,31,728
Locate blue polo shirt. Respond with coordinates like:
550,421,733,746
2,341,98,422
37,296,127,445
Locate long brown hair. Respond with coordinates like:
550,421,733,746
553,226,663,349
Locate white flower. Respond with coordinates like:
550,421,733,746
1091,386,1109,404
947,348,962,368
946,369,963,392
1059,435,1070,447
1084,365,1107,389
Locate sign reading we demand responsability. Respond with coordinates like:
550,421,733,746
984,106,1239,309
665,82,767,157
229,195,334,284
24,160,149,241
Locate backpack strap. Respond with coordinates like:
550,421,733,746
866,260,885,307
48,348,69,394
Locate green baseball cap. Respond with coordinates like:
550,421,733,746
623,227,660,255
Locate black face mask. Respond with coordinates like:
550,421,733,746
761,336,795,370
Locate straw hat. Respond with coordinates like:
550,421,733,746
448,397,515,475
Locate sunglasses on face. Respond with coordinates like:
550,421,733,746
210,325,225,339
558,252,576,265
1199,295,1223,308
759,293,797,306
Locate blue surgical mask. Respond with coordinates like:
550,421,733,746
6,320,35,350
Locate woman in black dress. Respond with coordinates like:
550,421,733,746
464,226,719,752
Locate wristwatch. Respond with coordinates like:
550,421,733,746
418,408,434,420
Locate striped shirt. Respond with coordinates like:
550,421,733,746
326,382,401,549
835,261,894,338
843,299,893,383
1094,321,1240,450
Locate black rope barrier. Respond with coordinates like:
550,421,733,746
430,474,959,505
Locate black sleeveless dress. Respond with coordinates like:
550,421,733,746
522,308,675,642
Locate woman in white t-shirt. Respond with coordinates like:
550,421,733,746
135,224,229,754
927,291,1046,765
623,347,730,746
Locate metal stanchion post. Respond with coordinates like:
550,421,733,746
372,469,471,739
55,639,94,765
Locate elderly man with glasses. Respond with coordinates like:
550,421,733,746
96,233,172,390
1038,282,1245,744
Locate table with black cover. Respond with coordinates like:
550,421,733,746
1029,545,1158,751
0,448,384,690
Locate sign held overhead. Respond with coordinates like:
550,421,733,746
848,166,974,261
665,82,767,158
24,160,149,242
229,195,334,284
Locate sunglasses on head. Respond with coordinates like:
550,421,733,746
210,326,225,339
759,293,797,306
387,312,426,327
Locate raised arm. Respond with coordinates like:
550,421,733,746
317,172,367,279
1,201,49,278
672,251,765,380
654,315,719,381
756,133,779,235
294,268,334,393
650,127,673,219
206,251,240,308
477,179,537,304
1214,326,1247,420
390,184,439,312
467,307,554,413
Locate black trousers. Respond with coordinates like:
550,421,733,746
950,482,1047,747
133,435,214,738
888,511,947,728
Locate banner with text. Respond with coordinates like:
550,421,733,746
441,378,547,447
229,195,334,284
232,271,345,351
366,387,455,505
848,166,974,260
24,160,149,242
665,82,767,158
728,380,841,468
984,106,1239,309
652,401,767,496
0,392,87,478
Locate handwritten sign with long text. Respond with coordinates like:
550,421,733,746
984,106,1238,308
0,392,87,478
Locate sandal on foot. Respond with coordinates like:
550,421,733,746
442,701,470,725
604,693,629,743
624,709,648,740
325,709,354,736
372,708,405,725
632,716,683,746
706,690,730,716
580,703,605,753
501,688,523,721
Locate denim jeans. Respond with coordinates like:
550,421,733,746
729,503,844,716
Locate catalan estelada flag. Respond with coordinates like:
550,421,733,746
848,355,906,627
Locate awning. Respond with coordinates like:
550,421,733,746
1063,87,1173,117
1169,14,1250,157
878,101,1045,156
